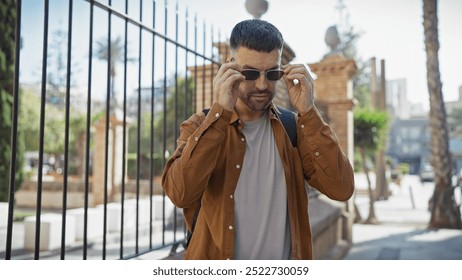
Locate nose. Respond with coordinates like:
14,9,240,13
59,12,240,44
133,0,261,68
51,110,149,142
255,72,268,91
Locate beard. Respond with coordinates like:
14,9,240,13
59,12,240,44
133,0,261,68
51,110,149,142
238,90,276,112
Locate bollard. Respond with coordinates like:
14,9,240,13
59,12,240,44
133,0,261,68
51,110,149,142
409,185,416,210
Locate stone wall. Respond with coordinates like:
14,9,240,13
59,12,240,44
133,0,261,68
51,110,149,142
15,177,164,209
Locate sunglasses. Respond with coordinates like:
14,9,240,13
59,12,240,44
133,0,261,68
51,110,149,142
241,69,284,81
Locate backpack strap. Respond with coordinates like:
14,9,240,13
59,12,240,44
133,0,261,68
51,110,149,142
276,107,297,147
185,199,201,249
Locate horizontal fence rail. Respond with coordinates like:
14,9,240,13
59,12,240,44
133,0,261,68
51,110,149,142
3,0,224,260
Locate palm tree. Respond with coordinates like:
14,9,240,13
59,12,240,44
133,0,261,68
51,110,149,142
422,0,461,229
95,36,127,109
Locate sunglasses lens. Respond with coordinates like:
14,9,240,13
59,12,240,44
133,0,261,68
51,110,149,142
241,70,260,80
266,70,284,81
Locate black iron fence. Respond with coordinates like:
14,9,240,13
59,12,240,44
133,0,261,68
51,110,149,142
3,0,223,260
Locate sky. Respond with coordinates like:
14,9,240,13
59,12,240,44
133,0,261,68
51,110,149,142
19,0,462,111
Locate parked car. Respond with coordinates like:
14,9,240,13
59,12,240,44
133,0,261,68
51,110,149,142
419,164,435,182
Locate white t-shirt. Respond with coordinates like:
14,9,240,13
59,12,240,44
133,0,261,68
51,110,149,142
234,112,291,260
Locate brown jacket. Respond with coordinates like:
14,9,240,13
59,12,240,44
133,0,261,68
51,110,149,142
161,102,354,259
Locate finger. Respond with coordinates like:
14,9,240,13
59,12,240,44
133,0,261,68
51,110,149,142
283,64,310,77
215,62,242,80
213,63,243,88
283,64,314,88
214,67,243,87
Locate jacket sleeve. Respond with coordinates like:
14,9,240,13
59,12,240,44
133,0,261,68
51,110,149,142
297,107,355,201
161,103,232,208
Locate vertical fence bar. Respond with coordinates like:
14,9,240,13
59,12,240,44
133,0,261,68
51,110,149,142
218,30,221,62
225,34,229,63
102,0,113,260
193,14,197,113
5,0,22,260
172,1,179,243
174,2,179,146
149,0,157,250
83,0,95,260
135,0,144,255
210,25,214,106
182,7,190,241
60,0,74,260
174,2,179,141
202,20,206,110
184,9,189,125
34,0,50,260
119,0,129,259
162,0,168,246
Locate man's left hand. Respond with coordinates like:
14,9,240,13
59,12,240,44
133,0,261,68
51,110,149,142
282,64,314,115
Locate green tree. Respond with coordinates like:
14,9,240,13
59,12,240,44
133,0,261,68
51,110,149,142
127,76,194,178
157,77,195,154
423,0,461,229
354,107,389,224
0,0,24,202
19,88,88,176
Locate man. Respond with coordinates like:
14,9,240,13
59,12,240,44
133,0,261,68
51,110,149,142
162,19,354,260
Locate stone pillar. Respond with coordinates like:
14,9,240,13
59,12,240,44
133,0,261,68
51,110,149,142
309,55,356,162
309,55,357,246
92,115,126,206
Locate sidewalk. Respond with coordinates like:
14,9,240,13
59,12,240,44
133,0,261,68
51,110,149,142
343,174,462,260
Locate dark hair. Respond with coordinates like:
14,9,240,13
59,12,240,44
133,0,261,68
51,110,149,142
229,19,284,52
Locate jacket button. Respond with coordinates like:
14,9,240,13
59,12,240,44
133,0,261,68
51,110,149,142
215,113,220,118
236,164,241,169
315,151,320,156
228,225,233,230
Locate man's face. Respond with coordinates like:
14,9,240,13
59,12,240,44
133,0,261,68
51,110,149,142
232,47,282,113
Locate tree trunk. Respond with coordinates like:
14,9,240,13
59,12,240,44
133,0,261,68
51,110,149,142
375,150,389,200
423,0,462,229
360,147,377,224
374,59,389,200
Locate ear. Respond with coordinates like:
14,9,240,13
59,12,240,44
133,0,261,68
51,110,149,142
229,48,238,60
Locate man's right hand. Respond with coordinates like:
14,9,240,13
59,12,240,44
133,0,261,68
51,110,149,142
212,60,245,112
